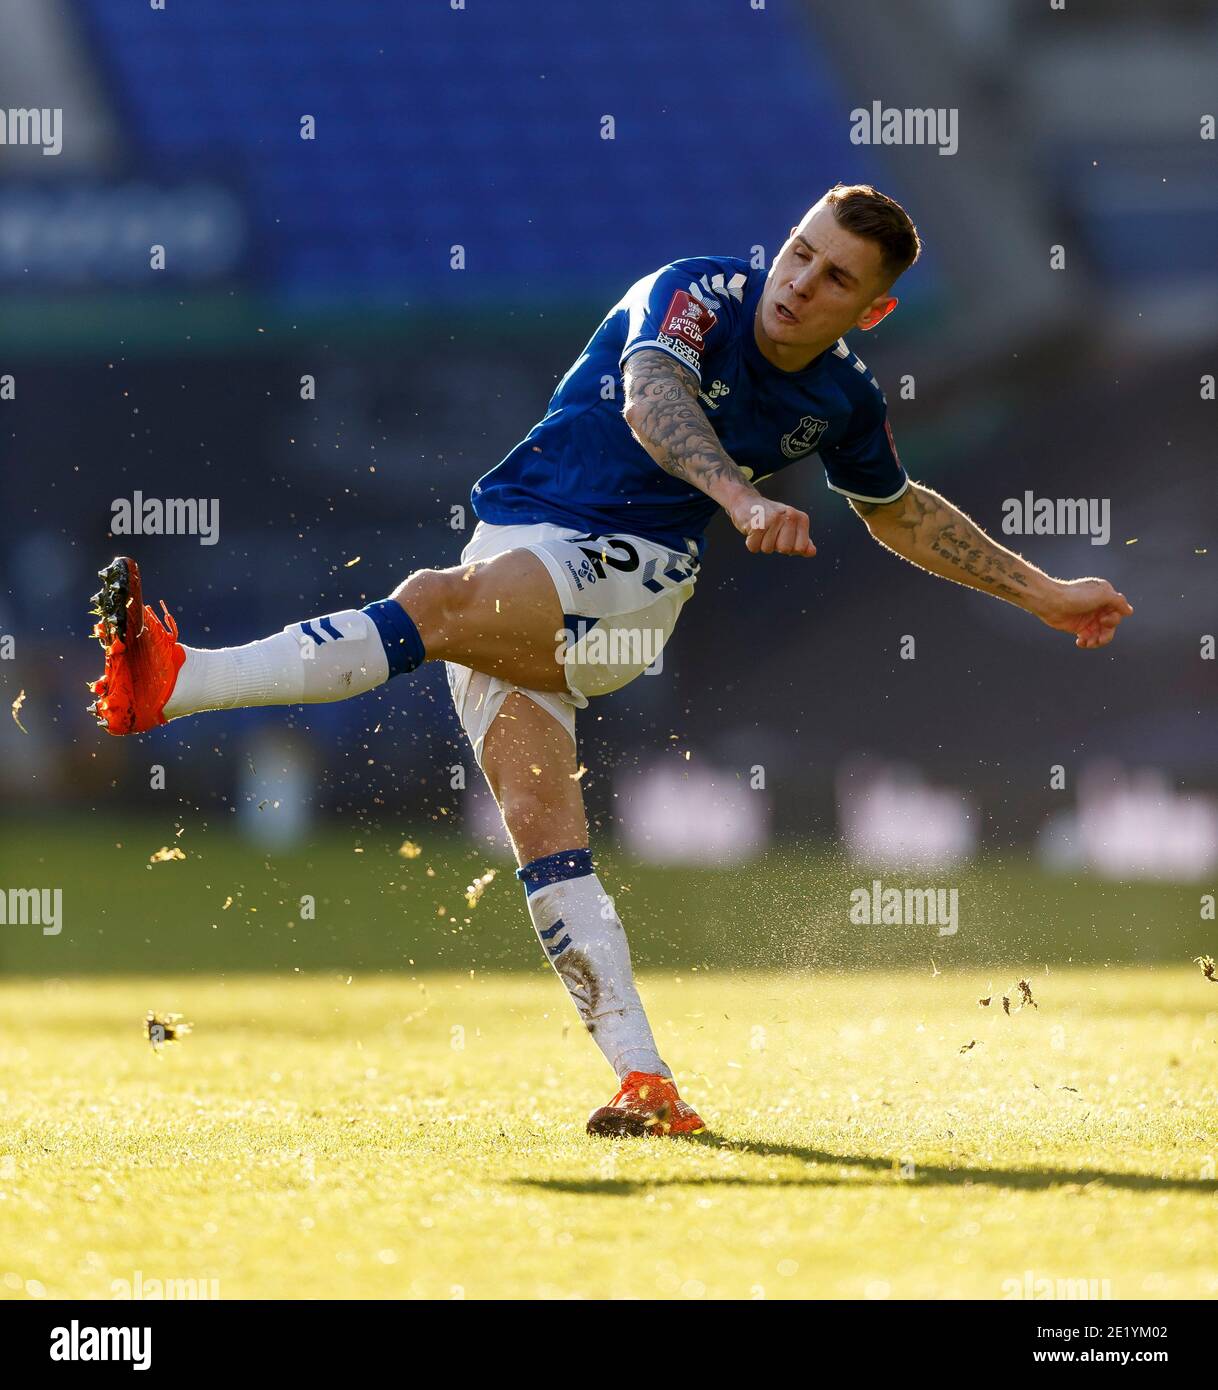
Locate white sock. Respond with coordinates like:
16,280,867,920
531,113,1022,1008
518,849,671,1081
164,609,390,718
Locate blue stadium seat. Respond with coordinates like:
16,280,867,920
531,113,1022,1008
77,0,905,303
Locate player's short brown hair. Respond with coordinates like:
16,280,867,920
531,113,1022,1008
822,183,921,284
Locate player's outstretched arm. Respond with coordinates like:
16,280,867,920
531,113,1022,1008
851,481,1134,649
622,349,816,556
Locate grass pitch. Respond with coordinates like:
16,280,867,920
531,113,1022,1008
2,966,1215,1300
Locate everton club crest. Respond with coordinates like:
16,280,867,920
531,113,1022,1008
780,414,829,460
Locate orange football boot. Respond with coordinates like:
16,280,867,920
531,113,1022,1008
87,557,185,735
586,1071,707,1138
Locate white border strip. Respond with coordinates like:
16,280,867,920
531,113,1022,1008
825,477,910,505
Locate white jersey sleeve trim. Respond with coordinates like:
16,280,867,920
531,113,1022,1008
825,477,910,505
620,339,703,382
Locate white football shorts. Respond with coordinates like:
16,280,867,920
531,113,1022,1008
445,519,699,764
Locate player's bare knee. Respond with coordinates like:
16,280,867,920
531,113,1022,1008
390,567,463,651
390,566,442,616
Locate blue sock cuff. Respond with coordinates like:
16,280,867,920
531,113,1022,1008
516,847,594,896
361,599,426,678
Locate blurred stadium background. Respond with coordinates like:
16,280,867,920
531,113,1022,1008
1,0,1216,973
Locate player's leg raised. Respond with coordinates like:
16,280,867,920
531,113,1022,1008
86,547,568,734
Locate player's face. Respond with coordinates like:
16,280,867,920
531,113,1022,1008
758,204,897,356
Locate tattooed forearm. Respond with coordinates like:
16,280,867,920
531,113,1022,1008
852,483,1052,608
622,349,754,501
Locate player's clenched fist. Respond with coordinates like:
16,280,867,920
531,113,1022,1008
726,489,817,556
1035,576,1134,650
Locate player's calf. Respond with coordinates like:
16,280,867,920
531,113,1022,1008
481,693,678,1094
481,691,586,863
160,593,424,723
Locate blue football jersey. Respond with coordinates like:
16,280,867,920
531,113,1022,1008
471,256,908,553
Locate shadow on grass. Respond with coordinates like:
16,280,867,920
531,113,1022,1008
514,1136,1218,1197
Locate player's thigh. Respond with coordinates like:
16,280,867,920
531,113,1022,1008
480,691,588,862
395,547,568,692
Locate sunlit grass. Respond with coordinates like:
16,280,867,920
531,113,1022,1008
1,967,1215,1299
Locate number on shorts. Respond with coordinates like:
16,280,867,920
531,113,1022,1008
568,534,640,579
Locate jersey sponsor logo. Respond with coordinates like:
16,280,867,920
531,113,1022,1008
780,414,829,459
660,290,717,353
698,379,730,410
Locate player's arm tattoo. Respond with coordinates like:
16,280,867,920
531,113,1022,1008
851,483,1053,609
621,350,755,503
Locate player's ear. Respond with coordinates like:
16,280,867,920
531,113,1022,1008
857,296,898,331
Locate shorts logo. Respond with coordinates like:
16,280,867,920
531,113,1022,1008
564,557,596,591
780,414,829,459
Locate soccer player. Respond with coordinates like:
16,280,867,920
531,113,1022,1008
88,184,1132,1137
